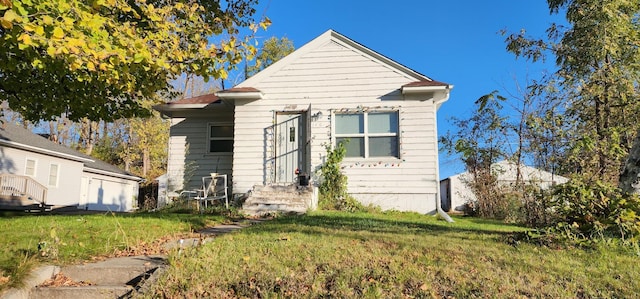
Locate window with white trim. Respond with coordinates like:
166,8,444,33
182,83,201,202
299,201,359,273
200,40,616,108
48,163,59,187
25,158,36,177
334,111,399,158
208,123,233,153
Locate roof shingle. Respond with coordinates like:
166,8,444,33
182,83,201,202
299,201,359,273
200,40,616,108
0,122,139,179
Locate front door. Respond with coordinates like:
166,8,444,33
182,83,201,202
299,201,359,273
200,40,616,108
275,112,307,184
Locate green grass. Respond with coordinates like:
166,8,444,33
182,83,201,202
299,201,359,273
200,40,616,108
0,209,225,291
143,211,640,298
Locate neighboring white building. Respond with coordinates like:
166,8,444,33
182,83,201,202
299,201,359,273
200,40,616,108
440,160,569,212
0,122,142,212
155,29,453,214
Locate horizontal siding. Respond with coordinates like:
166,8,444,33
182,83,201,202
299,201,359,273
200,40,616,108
232,98,441,195
257,77,410,90
268,71,408,83
227,38,443,211
353,193,437,214
167,109,234,193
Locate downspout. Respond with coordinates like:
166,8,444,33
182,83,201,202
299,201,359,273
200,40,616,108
433,93,454,223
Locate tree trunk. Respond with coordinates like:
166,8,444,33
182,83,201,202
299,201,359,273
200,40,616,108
142,148,150,177
619,128,640,194
48,121,58,143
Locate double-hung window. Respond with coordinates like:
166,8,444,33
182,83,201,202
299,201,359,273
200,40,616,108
48,164,59,187
25,158,36,177
208,123,233,153
334,111,399,158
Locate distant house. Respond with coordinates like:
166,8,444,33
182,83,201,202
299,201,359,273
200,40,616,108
0,122,142,212
155,29,453,214
440,161,569,212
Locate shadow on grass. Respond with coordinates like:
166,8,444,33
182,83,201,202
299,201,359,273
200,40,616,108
245,212,524,238
0,208,224,232
124,211,222,231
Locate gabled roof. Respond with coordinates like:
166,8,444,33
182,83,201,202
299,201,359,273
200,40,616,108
238,29,451,89
153,92,232,117
155,29,452,113
403,80,451,87
170,93,221,105
0,122,141,181
443,160,568,183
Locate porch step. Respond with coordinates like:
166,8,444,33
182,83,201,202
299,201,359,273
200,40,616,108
242,185,316,216
29,255,165,299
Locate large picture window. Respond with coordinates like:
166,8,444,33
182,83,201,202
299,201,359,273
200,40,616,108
334,111,399,158
208,124,233,153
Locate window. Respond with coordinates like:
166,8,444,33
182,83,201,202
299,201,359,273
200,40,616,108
208,123,233,153
25,158,36,177
48,164,59,187
334,111,399,158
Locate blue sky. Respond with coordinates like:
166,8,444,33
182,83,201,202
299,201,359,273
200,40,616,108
248,0,565,179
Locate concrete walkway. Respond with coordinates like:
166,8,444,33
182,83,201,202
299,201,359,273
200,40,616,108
2,220,259,299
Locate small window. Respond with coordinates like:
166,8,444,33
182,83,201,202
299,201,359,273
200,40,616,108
25,158,36,177
334,111,399,158
48,164,59,187
208,124,233,153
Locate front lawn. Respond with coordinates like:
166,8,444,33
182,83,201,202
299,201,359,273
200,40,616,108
0,210,224,292
143,211,640,298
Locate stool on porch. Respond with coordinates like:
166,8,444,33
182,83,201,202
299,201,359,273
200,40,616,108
194,174,228,211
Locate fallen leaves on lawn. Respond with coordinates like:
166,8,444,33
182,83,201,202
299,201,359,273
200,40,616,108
112,233,200,257
39,273,92,287
0,273,10,286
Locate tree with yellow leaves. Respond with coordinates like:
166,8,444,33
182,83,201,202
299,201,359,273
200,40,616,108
0,0,269,122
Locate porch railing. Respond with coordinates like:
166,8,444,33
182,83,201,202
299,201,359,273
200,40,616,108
0,174,48,204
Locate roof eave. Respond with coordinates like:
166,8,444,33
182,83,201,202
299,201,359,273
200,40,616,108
216,91,264,101
154,103,209,111
83,166,143,181
0,139,94,163
401,85,453,94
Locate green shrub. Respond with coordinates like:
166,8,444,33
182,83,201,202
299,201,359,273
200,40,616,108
551,177,640,243
318,141,364,212
518,186,558,228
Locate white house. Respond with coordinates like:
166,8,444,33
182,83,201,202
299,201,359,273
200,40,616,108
440,161,569,212
0,122,142,212
155,30,453,214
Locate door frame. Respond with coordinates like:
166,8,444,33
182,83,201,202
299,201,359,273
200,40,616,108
273,109,311,184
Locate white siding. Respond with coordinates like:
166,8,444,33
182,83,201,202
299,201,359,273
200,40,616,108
232,39,443,213
441,162,569,212
166,108,234,198
0,146,84,207
83,172,139,212
0,146,139,212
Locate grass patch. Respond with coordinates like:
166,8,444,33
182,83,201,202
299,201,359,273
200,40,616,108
0,209,225,292
143,211,640,298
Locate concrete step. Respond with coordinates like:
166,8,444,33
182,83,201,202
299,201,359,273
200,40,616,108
253,185,312,193
243,202,308,210
4,222,256,299
242,184,317,215
242,204,308,216
28,256,166,299
250,192,312,199
59,256,165,286
30,285,134,299
244,196,311,205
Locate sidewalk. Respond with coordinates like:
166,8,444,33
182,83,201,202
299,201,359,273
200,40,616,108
2,220,260,299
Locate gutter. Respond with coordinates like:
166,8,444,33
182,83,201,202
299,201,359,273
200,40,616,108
433,93,454,223
216,91,264,101
0,139,94,163
401,85,452,94
83,167,143,182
